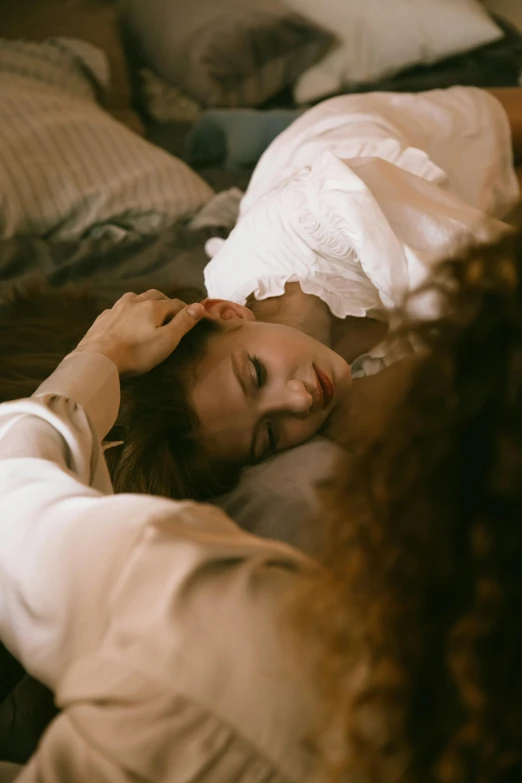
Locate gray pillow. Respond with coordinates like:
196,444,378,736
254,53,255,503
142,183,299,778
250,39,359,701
0,38,213,241
121,0,332,108
215,437,344,555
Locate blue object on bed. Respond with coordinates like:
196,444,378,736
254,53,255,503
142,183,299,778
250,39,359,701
186,108,303,170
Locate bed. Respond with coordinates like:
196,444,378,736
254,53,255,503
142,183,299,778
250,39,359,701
1,0,521,766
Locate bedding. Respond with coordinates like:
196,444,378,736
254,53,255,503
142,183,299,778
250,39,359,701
341,13,522,95
216,437,343,554
284,0,504,103
2,0,143,135
0,220,224,296
0,38,213,241
139,15,522,175
121,0,332,108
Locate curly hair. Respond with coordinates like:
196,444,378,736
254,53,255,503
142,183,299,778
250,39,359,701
304,232,522,783
0,279,241,500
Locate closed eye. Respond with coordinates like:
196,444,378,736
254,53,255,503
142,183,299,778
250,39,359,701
249,355,267,388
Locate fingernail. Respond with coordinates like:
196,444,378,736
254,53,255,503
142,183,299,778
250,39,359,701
187,303,204,318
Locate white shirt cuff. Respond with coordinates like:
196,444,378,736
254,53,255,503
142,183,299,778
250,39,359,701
34,351,120,441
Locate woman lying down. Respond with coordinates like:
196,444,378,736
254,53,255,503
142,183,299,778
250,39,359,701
2,86,522,500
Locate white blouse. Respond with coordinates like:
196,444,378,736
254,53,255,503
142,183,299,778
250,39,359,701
204,87,518,324
0,352,324,782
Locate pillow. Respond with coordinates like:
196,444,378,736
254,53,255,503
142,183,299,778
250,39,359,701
283,0,503,103
0,38,213,241
120,0,332,107
2,0,143,135
215,438,344,555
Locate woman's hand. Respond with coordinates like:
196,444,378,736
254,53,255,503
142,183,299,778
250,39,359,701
74,290,204,376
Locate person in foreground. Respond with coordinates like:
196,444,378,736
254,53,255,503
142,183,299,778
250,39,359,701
1,231,521,783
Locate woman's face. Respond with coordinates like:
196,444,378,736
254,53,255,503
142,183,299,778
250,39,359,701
189,302,351,465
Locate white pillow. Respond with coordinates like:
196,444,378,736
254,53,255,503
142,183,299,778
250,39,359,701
283,0,503,103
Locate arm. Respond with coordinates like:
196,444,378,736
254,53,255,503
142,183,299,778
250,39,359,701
0,292,204,687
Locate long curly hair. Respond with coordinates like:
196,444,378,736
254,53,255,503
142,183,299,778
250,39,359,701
0,279,241,499
305,232,522,783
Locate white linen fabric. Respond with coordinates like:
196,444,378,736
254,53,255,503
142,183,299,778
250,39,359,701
204,88,518,327
0,351,324,782
283,0,503,103
0,38,213,241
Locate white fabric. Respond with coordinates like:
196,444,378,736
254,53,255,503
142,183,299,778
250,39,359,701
204,88,518,326
0,351,323,782
283,0,503,103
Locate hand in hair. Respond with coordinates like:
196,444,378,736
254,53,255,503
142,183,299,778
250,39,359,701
74,289,204,376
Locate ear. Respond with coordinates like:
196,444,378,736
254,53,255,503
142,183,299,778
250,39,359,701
201,298,255,322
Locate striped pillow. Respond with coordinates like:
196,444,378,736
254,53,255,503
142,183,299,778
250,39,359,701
0,38,213,241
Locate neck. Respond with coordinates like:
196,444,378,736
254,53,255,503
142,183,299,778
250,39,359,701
325,357,416,450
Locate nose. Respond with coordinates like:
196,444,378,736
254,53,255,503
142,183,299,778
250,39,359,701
266,379,314,418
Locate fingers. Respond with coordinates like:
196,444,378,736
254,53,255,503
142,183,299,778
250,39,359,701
115,289,176,307
113,291,188,326
133,289,171,303
115,292,136,306
161,302,205,345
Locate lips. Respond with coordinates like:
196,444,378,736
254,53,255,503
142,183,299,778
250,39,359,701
314,365,334,409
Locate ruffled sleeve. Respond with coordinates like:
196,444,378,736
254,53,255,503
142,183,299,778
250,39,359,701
204,150,507,320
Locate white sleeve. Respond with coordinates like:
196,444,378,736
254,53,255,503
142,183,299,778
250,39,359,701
205,87,516,321
0,351,152,688
204,150,509,320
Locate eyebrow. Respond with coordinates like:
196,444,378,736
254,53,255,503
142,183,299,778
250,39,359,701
231,353,261,463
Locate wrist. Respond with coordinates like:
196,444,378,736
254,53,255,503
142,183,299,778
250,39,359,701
73,342,126,375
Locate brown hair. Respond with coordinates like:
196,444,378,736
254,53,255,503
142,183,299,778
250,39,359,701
0,279,241,500
303,233,522,783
